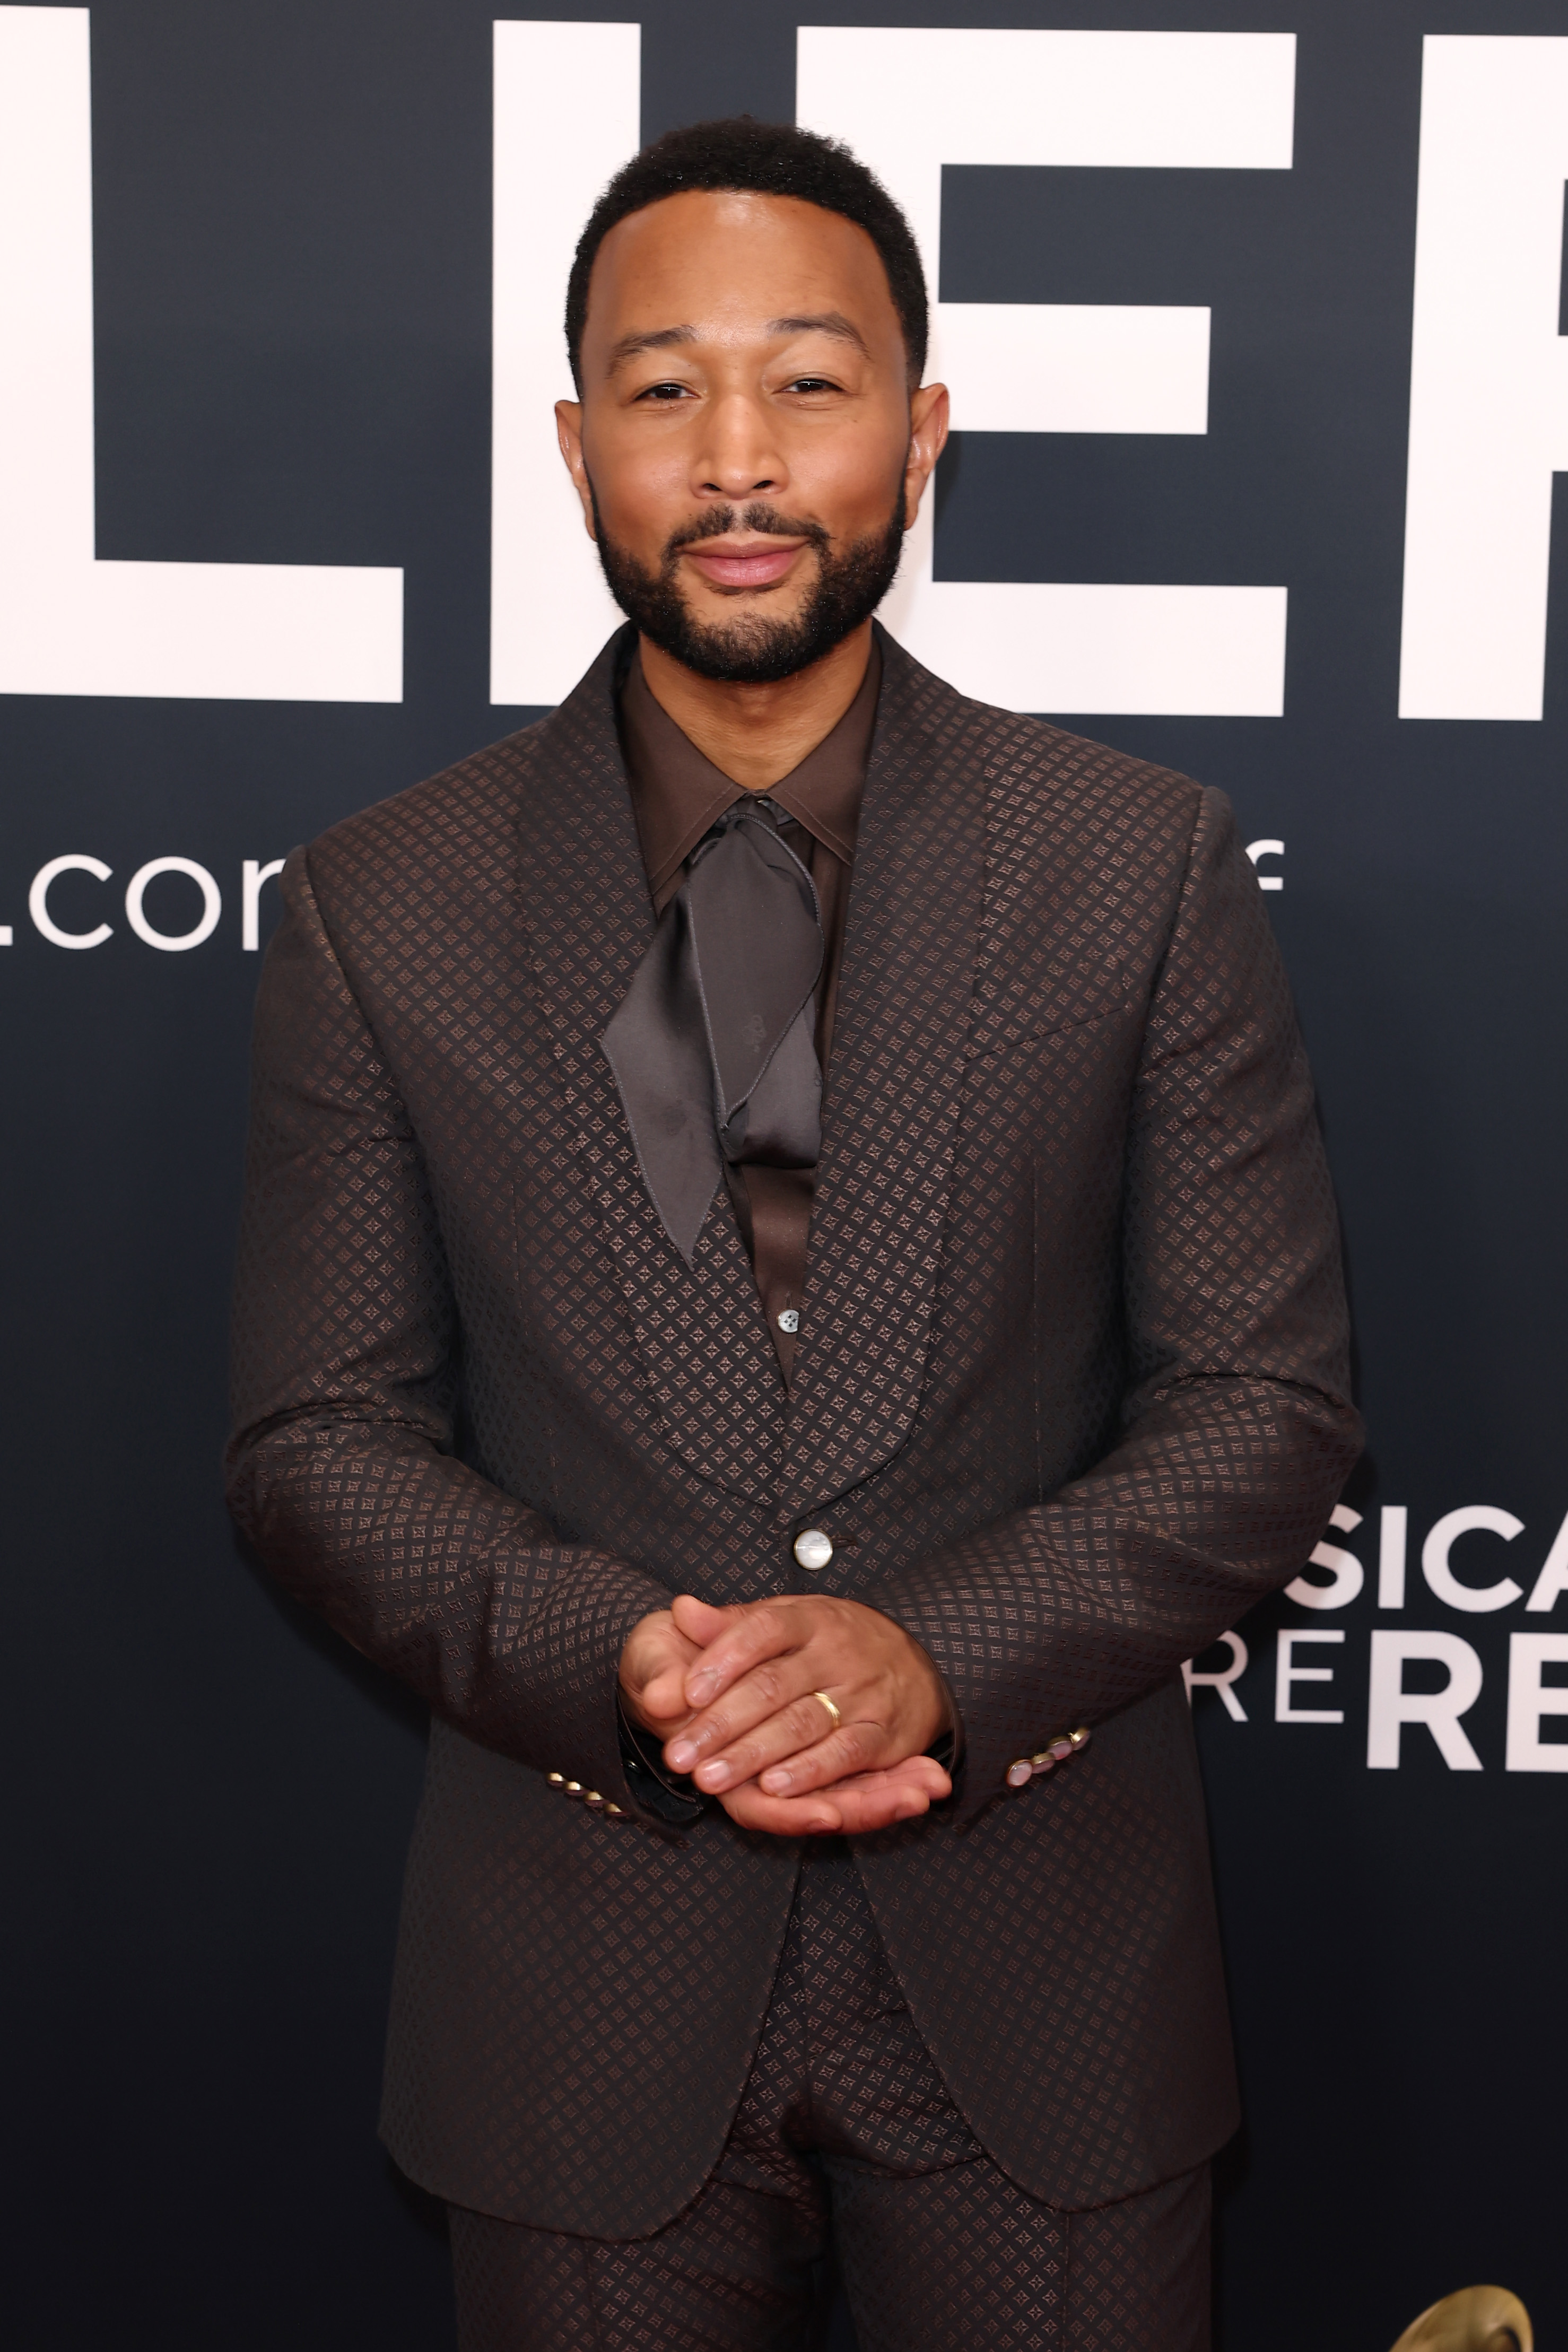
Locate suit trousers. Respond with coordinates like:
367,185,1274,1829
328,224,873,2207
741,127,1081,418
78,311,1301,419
447,1844,1211,2352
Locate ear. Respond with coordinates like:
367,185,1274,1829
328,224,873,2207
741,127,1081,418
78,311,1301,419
555,399,597,539
902,381,951,529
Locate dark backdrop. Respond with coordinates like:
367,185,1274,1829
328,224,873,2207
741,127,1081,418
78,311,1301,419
3,4,1564,2346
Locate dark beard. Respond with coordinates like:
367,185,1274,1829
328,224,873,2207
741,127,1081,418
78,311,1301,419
589,489,907,684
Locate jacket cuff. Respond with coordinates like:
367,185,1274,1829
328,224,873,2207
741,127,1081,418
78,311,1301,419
617,1696,707,1824
520,1563,681,1826
869,1583,1087,1832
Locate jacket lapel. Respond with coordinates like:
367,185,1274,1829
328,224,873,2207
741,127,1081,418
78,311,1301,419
782,630,987,1510
513,632,783,1502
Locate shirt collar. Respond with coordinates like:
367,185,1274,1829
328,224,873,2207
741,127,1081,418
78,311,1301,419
617,639,880,911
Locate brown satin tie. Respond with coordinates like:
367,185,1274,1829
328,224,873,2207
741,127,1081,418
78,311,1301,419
603,800,825,1265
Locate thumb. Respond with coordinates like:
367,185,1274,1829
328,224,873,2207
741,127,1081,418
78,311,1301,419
670,1593,738,1647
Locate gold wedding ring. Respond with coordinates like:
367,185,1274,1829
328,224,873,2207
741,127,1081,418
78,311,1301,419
812,1689,842,1735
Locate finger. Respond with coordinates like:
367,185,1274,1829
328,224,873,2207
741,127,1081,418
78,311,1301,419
727,1772,930,1836
621,1618,701,1691
690,1705,874,1796
668,1679,836,1780
819,1757,952,1806
747,1722,884,1798
621,1632,703,1730
669,1593,737,1648
816,1758,948,1832
667,1642,820,1771
829,1783,935,1833
633,1665,696,1730
805,1758,949,1832
829,1755,952,1795
719,1782,844,1837
678,1600,804,1709
720,1758,947,1837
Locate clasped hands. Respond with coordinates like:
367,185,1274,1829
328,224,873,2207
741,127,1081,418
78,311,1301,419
620,1593,953,1835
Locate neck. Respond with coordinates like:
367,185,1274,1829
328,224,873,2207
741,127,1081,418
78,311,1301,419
638,622,874,791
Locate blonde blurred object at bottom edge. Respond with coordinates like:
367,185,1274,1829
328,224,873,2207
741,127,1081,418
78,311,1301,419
1391,2286,1533,2352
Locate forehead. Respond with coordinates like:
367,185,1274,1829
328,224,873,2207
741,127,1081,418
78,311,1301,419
583,189,898,350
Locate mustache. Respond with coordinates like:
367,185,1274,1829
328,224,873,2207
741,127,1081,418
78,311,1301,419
663,503,830,563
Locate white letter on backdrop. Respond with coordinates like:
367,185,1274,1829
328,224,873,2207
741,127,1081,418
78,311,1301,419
490,19,639,705
1378,1505,1409,1608
796,27,1293,716
29,853,112,947
1367,1631,1484,1771
1399,36,1568,720
1182,1631,1249,1721
1421,1506,1525,1614
124,858,221,952
241,859,286,953
1286,1503,1364,1609
1525,1509,1568,1611
1276,1628,1346,1725
1505,1633,1568,1771
1245,839,1285,892
0,6,402,700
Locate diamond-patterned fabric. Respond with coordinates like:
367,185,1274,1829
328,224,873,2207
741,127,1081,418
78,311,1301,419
227,623,1360,2238
448,1844,1210,2350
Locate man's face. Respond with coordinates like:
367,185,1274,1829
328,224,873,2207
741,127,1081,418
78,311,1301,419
556,189,947,682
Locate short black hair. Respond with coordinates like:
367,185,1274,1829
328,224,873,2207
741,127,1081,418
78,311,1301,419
564,117,928,392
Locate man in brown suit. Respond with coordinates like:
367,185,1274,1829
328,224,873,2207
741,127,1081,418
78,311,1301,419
228,119,1360,2351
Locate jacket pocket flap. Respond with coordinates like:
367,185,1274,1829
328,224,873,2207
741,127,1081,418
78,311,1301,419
966,950,1131,1059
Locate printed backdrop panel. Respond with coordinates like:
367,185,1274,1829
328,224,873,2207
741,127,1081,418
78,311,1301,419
2,3,1563,2347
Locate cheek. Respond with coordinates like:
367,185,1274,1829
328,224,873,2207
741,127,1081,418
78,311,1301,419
583,422,693,542
786,418,908,529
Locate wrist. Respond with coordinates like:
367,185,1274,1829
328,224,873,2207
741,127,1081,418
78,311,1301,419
908,1637,955,1749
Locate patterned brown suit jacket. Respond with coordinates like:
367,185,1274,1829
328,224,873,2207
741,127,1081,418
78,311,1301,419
227,625,1361,2237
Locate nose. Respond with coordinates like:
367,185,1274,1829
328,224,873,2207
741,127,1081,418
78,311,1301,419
691,389,787,504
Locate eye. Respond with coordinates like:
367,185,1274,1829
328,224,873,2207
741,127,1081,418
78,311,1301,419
634,380,694,403
783,376,839,394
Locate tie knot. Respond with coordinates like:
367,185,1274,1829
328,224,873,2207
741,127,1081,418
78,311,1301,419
707,796,788,843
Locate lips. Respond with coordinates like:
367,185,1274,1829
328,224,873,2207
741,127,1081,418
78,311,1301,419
682,541,804,590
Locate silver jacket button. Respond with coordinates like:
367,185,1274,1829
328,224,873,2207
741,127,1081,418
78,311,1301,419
792,1527,833,1572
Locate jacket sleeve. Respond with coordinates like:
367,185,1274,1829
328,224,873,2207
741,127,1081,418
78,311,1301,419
867,786,1363,1828
224,849,674,1818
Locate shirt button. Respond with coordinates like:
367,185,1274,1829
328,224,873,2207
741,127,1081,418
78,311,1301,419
777,1308,800,1334
792,1527,833,1572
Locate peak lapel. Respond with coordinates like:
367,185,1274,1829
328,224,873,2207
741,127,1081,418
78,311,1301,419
783,632,986,1508
514,633,783,1502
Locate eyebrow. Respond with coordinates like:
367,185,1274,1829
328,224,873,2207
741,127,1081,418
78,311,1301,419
766,311,871,357
604,311,873,373
606,324,698,372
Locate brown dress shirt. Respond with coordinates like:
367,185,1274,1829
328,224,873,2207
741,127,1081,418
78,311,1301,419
616,640,879,1384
